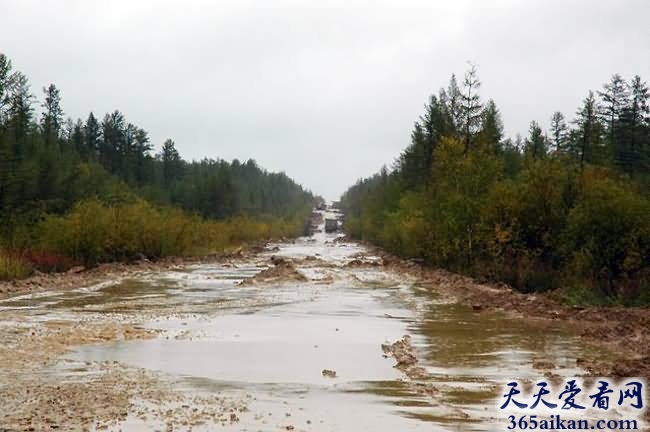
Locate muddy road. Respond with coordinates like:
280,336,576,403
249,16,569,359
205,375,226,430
0,210,613,431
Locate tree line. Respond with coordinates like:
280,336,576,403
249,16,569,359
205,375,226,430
0,53,314,275
341,64,650,305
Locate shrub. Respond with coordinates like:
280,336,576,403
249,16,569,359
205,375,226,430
36,199,310,266
22,250,76,273
563,173,650,298
0,251,32,280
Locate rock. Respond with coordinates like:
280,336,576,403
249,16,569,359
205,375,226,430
471,304,483,311
321,369,337,378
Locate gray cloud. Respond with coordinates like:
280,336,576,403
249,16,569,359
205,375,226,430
1,0,649,200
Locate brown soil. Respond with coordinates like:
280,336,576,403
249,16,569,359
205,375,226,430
0,247,267,431
0,247,264,301
382,335,439,396
0,315,250,430
240,256,308,285
3,235,649,428
349,241,650,379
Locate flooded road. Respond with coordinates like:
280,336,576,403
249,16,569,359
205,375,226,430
0,210,603,431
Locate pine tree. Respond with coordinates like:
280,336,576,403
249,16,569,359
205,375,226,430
598,74,629,151
100,110,126,174
160,138,182,186
478,99,504,152
615,76,650,174
133,127,152,185
84,112,101,159
445,74,462,135
525,121,547,159
420,94,452,181
549,111,568,154
397,122,427,189
41,84,64,142
572,91,604,167
0,53,14,124
7,72,33,144
459,63,482,153
69,118,86,157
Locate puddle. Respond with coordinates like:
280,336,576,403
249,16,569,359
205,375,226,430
0,209,606,431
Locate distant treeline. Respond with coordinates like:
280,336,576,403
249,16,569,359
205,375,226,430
0,53,314,277
341,65,650,305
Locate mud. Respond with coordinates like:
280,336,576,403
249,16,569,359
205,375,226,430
0,363,252,431
382,335,428,380
0,315,252,431
0,211,646,431
239,256,308,285
0,245,268,301
352,241,650,379
0,318,156,371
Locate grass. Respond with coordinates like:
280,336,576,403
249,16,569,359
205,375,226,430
561,279,650,307
0,250,33,280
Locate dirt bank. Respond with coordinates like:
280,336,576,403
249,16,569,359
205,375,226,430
0,245,269,301
349,241,650,379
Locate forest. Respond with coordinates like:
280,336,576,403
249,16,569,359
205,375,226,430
0,53,315,278
341,65,650,305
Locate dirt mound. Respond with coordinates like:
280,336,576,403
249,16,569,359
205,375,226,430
240,257,307,285
382,335,427,380
382,336,439,396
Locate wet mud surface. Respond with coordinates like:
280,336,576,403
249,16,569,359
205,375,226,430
0,210,644,431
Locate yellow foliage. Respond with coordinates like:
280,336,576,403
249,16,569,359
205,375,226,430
38,199,307,265
0,250,32,280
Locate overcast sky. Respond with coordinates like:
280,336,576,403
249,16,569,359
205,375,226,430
1,0,649,200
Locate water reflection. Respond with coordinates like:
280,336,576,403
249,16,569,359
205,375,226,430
0,210,605,431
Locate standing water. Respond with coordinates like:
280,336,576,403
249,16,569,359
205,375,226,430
0,209,602,431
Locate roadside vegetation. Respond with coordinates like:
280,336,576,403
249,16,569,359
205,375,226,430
0,53,314,280
341,65,650,305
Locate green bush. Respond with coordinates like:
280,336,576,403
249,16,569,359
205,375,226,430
563,172,650,298
342,144,650,303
